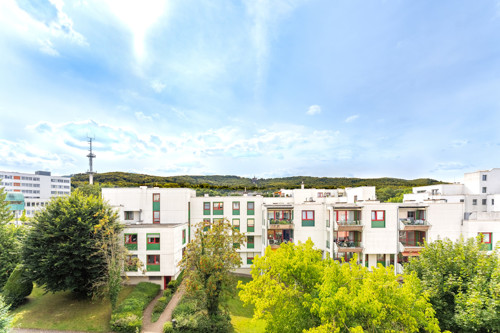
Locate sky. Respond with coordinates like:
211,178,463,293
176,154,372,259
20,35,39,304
1,0,500,181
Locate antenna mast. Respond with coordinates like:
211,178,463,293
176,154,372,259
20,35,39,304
87,137,96,184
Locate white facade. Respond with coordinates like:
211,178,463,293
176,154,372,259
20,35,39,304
0,170,71,217
102,169,500,285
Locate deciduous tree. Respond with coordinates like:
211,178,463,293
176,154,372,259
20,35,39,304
239,240,441,333
23,191,120,297
406,236,500,332
180,218,245,318
0,188,22,289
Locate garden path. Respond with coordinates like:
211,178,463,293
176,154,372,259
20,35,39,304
142,285,185,333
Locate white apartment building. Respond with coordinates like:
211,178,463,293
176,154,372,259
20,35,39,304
102,169,500,288
0,170,71,217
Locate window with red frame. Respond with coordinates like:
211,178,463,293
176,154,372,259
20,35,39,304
153,211,160,224
125,234,137,244
302,210,315,226
147,255,160,265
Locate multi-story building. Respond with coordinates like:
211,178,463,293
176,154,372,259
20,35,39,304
0,170,71,217
102,169,500,289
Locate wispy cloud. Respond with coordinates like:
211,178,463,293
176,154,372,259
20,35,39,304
345,115,359,123
306,105,321,116
151,80,166,93
38,38,59,56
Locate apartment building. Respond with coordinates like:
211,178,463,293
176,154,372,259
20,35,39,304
0,170,71,217
102,169,500,288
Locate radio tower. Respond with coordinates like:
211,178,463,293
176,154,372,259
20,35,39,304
87,137,96,184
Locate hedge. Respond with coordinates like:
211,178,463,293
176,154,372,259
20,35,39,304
110,282,160,333
2,264,33,309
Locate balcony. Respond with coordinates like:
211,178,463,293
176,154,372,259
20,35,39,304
268,239,293,249
399,218,430,231
335,240,363,253
268,219,294,230
336,220,363,231
399,241,424,254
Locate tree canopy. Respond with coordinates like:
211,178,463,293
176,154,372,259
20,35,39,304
23,190,121,297
180,218,245,318
239,240,441,333
406,236,500,332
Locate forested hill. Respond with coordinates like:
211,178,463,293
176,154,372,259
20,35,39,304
71,172,445,201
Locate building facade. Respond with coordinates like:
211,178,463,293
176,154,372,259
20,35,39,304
0,170,71,217
102,169,500,288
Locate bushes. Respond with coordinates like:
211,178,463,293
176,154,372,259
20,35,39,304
110,282,160,333
0,296,12,333
163,321,173,333
2,264,33,309
171,296,231,333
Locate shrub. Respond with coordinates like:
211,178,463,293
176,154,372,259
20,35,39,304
109,282,160,333
172,297,198,319
163,321,173,333
0,296,13,333
2,264,33,309
172,311,231,333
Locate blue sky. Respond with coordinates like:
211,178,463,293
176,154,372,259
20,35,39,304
1,0,500,181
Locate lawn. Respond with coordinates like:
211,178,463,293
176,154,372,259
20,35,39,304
228,276,266,333
10,285,134,332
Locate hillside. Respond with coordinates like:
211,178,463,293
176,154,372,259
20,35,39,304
71,172,445,201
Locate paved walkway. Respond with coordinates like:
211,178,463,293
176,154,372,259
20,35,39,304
142,285,185,333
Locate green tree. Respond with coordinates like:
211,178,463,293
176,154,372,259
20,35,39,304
239,240,440,333
180,218,245,319
0,296,12,333
0,188,22,289
23,191,120,297
406,236,500,332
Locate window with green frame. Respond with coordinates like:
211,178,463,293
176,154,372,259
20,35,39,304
203,218,210,232
247,218,255,232
371,210,385,228
125,255,138,271
247,256,254,265
147,233,160,250
232,218,240,231
302,210,315,226
124,234,137,250
232,201,240,215
147,255,160,271
213,202,223,215
247,201,255,215
247,236,254,249
124,211,133,220
203,202,211,215
479,232,493,251
182,229,186,245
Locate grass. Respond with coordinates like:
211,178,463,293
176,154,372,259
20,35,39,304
11,285,134,332
228,276,266,333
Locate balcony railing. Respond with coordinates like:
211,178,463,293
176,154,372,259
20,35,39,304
336,240,362,248
399,241,425,247
399,218,427,226
269,219,292,225
336,220,361,226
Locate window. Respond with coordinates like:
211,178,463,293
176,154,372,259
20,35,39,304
203,202,211,215
473,199,477,205
371,210,385,228
203,218,211,231
124,234,138,250
182,229,186,244
147,233,160,250
482,187,487,193
247,236,254,249
232,202,240,215
153,211,160,224
232,218,240,231
213,202,223,215
153,193,160,202
126,255,138,271
147,255,160,271
302,210,315,227
247,218,255,232
247,256,254,265
377,254,386,267
326,219,330,228
493,199,495,205
479,232,493,251
482,199,487,205
483,175,487,181
247,201,255,215
124,211,133,220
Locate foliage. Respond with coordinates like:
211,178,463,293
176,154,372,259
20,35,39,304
22,191,119,297
163,321,173,333
92,207,127,310
0,296,12,333
110,282,160,333
75,183,102,197
172,295,231,333
71,171,444,196
2,264,33,309
239,240,440,333
406,236,500,332
0,188,23,289
180,218,245,319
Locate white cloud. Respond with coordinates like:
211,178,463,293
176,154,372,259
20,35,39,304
135,112,152,121
345,115,359,123
306,105,321,116
38,39,59,56
151,80,166,93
